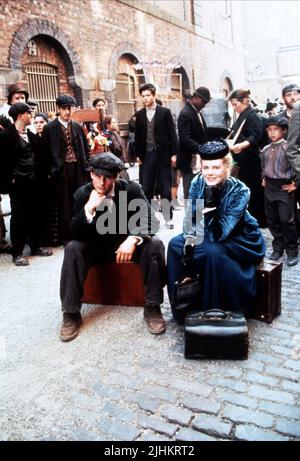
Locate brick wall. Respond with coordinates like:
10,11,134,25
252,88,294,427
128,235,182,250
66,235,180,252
0,0,247,110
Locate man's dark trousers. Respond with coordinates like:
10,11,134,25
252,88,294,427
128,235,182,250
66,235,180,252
265,179,298,256
142,149,173,221
60,236,166,312
9,175,42,257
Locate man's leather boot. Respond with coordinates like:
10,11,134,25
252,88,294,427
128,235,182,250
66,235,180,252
143,305,166,335
59,312,82,341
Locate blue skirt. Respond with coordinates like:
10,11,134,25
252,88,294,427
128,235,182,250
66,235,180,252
167,231,265,322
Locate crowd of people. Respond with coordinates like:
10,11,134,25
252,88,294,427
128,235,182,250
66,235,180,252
0,80,299,341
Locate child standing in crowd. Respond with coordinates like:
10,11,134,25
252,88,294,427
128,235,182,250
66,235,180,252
260,115,298,266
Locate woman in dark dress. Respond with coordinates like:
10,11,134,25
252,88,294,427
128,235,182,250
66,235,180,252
228,89,266,227
167,139,265,323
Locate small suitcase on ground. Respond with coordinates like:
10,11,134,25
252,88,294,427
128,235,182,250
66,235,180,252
184,309,248,360
251,259,282,323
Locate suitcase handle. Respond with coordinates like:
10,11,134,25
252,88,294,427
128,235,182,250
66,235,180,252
202,309,228,319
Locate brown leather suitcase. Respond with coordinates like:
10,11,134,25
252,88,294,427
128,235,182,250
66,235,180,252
82,262,144,307
250,259,282,323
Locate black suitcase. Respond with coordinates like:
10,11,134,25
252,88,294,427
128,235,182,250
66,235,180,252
250,259,282,323
184,309,248,360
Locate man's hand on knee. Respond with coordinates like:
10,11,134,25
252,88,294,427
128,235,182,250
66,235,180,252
115,236,139,263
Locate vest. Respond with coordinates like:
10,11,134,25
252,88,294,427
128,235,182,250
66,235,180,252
61,123,77,163
13,136,36,178
146,115,156,151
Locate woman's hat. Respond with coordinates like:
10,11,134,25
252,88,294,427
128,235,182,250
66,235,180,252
198,139,229,160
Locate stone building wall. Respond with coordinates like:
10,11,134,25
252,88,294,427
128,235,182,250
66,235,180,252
0,0,247,119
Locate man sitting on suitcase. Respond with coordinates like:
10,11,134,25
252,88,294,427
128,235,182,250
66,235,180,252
59,152,166,341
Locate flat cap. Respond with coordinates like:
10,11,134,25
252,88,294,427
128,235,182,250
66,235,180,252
282,83,300,95
8,102,33,119
89,152,126,177
292,85,300,93
56,94,76,107
266,115,289,129
193,86,211,102
7,83,29,102
27,97,38,107
198,138,229,160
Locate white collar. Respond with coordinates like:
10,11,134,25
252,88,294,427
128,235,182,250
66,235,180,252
58,117,71,129
146,103,156,112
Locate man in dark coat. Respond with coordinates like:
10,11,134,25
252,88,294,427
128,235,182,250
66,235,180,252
59,152,166,341
0,102,52,265
177,87,210,199
135,83,178,228
0,83,30,253
42,95,89,243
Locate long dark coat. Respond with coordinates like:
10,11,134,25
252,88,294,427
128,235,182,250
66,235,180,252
177,102,208,173
134,105,178,166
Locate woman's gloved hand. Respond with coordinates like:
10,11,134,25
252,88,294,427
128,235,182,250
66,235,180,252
182,237,196,275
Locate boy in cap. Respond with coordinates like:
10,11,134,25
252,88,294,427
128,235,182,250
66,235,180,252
0,102,53,265
59,152,166,341
42,94,89,243
261,115,298,266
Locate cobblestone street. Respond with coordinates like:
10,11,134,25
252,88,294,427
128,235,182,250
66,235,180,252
0,176,300,442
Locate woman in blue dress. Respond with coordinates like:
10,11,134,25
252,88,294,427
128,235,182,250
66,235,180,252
167,139,266,323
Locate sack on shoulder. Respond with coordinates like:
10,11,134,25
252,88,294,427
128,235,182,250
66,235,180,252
173,275,202,312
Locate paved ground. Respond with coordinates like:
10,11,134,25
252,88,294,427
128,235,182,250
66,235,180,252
0,171,300,441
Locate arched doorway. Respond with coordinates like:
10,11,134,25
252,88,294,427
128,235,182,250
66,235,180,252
9,19,83,109
171,66,190,100
166,66,190,121
115,53,145,131
21,35,76,114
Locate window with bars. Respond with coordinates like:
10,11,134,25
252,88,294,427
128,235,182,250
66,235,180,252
192,0,203,32
116,73,135,130
25,64,58,114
